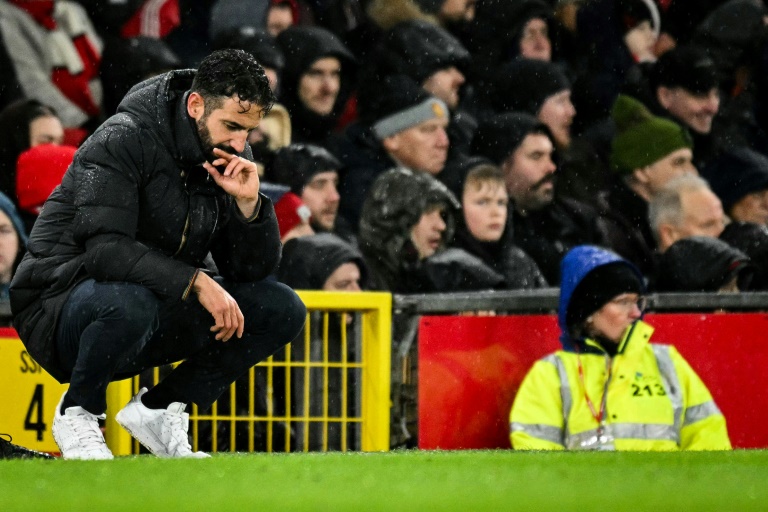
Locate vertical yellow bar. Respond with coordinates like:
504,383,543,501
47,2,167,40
360,294,392,451
322,311,329,452
284,342,292,453
248,365,255,453
266,354,273,452
211,401,218,453
229,383,236,452
340,312,348,452
302,311,311,452
104,379,134,456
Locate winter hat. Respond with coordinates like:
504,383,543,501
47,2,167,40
277,233,367,290
610,95,692,175
490,58,570,115
616,0,659,35
650,45,719,94
15,143,76,215
268,144,341,195
212,26,285,72
274,192,312,238
471,112,552,165
378,20,471,84
566,261,644,332
701,147,768,213
657,236,754,292
361,75,449,140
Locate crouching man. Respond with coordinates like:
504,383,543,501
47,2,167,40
10,49,306,460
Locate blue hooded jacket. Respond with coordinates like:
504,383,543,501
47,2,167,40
558,245,645,351
0,191,27,299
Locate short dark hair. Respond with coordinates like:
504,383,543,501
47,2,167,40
191,49,275,115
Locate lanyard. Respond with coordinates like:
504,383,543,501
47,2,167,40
576,354,613,430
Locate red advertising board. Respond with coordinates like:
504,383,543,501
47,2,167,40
418,313,768,450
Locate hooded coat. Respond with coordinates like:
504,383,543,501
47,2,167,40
276,26,356,146
656,236,753,292
276,233,366,290
510,245,731,451
9,70,281,382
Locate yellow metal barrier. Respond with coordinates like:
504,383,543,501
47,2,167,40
104,291,392,455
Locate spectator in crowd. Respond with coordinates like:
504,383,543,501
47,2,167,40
15,143,77,233
0,99,65,204
273,191,313,242
277,232,366,291
0,25,23,111
0,191,26,301
597,94,696,277
648,174,725,254
0,0,103,133
268,143,356,243
100,36,182,116
276,25,356,145
370,20,474,157
703,147,768,227
572,0,659,127
647,45,723,170
465,0,554,81
510,244,732,451
209,0,300,41
359,167,502,293
488,58,576,152
656,236,754,293
451,160,547,289
212,26,285,94
720,221,768,291
367,0,476,31
335,75,450,229
471,112,604,284
10,49,306,459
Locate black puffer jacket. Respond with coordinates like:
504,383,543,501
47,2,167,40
10,70,281,382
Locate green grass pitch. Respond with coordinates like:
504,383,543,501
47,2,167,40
2,450,767,511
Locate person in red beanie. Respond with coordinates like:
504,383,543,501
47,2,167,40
273,191,313,242
15,143,77,233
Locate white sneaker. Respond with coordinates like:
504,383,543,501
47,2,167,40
52,392,114,460
115,388,209,458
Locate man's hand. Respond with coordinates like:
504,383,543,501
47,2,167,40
193,272,244,341
203,148,260,218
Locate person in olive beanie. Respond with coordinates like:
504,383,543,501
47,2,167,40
596,94,696,279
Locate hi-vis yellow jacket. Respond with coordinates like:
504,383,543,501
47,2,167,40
510,321,732,450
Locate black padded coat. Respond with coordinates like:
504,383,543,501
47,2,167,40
10,70,281,382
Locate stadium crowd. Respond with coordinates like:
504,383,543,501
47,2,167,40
1,0,768,294
0,0,766,457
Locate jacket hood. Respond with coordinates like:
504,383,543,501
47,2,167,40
657,236,754,292
558,245,645,351
277,233,367,289
276,26,356,92
377,20,471,84
359,167,459,283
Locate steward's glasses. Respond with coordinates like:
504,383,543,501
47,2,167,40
610,295,647,312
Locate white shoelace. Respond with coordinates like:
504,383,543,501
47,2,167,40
67,412,108,454
164,412,193,455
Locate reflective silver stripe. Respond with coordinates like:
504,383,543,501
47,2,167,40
511,422,564,445
684,400,722,426
567,423,678,450
543,354,572,440
651,344,682,444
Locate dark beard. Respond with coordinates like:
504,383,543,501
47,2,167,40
196,116,236,163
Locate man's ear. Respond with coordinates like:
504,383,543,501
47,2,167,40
658,223,678,252
657,86,672,110
631,167,650,185
187,92,205,121
381,133,400,154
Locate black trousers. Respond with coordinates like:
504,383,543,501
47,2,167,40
55,277,306,414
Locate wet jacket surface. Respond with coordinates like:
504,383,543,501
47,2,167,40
509,247,731,451
10,70,281,382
